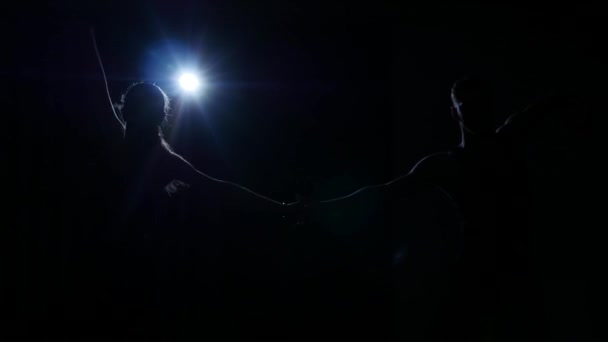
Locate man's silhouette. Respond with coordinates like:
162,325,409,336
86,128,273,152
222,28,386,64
388,77,542,341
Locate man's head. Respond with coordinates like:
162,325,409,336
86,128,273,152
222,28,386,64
451,77,496,135
120,82,170,130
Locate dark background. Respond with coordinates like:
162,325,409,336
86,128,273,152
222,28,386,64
4,1,604,341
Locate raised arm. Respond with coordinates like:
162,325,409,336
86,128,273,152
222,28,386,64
496,93,557,137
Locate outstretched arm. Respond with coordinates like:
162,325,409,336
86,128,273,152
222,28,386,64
166,149,291,215
315,151,450,209
384,151,450,189
302,151,453,228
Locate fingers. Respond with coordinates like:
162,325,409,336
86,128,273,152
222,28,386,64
165,179,191,197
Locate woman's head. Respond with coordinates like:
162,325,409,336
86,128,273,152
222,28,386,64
120,82,170,130
119,82,171,149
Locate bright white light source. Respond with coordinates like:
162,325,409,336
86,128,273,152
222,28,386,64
178,72,201,92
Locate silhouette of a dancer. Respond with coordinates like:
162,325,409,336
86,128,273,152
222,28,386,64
100,82,290,339
387,77,542,341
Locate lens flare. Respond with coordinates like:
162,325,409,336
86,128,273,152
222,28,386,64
178,72,202,92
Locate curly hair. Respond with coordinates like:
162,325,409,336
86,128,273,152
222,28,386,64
117,82,171,128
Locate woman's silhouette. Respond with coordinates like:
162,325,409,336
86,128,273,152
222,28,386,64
100,82,290,339
114,82,288,209
117,82,191,201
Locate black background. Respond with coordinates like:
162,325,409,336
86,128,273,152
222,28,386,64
4,1,604,341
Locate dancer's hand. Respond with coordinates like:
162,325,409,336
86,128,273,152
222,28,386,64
165,179,190,197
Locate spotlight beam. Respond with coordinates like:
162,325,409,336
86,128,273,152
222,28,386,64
178,72,202,93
